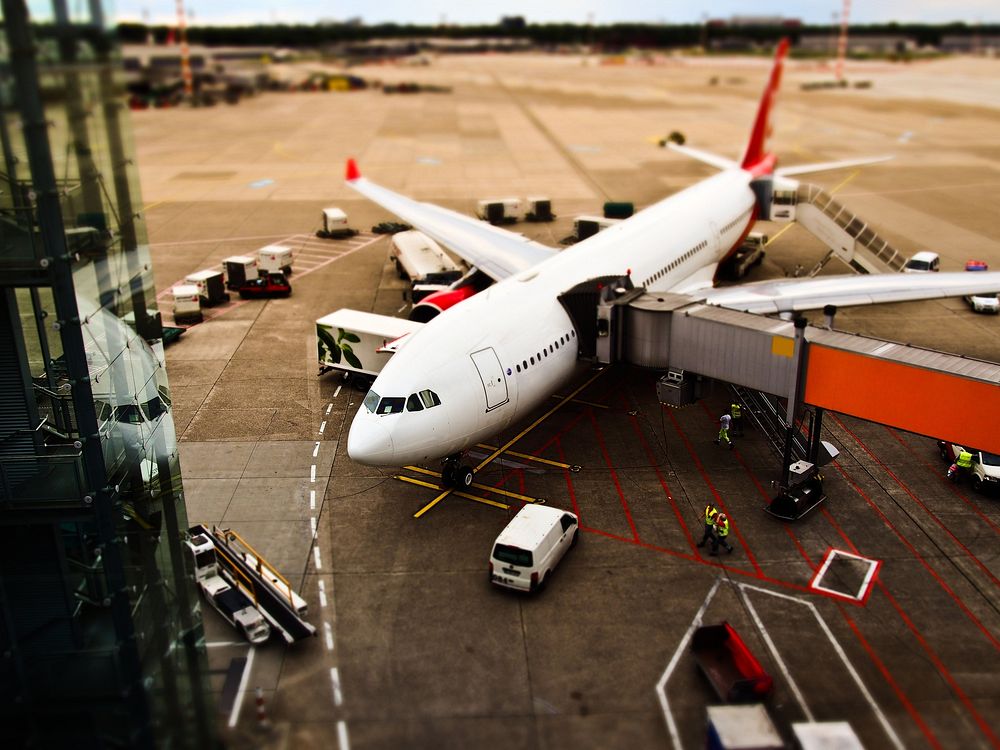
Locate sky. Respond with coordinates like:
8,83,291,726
112,1,999,27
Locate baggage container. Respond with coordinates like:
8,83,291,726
185,269,229,306
223,255,258,290
257,244,294,275
574,215,620,241
603,201,634,219
692,622,774,702
476,197,522,225
171,284,203,324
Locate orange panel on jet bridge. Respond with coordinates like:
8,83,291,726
804,345,1000,454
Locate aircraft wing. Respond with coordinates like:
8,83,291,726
345,161,556,282
695,272,1000,315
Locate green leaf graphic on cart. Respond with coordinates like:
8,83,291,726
342,332,361,344
342,346,362,370
318,327,341,364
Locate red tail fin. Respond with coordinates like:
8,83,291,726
741,38,789,176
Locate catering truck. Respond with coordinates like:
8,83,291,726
390,230,464,301
317,309,424,380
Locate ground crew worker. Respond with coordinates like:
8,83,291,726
697,504,719,548
711,512,734,555
730,402,743,437
948,448,974,480
715,412,733,449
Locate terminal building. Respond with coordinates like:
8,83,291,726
0,3,215,747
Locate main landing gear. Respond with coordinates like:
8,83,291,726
441,454,474,488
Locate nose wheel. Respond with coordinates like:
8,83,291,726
442,456,474,488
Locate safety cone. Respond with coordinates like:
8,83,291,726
255,686,272,731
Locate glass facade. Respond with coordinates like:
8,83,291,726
0,2,215,747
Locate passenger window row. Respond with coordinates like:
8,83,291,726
514,330,576,374
722,211,750,235
643,240,709,286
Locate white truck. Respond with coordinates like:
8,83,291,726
186,530,271,644
317,309,424,379
719,231,768,280
389,230,464,301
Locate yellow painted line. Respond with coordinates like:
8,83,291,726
552,394,609,409
410,367,608,519
402,466,542,503
474,367,608,473
142,199,168,213
764,222,794,247
475,444,572,470
829,169,860,195
399,475,510,514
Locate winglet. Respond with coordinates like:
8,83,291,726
741,37,790,176
346,158,361,181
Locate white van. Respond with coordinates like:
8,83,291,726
490,504,579,592
903,251,940,273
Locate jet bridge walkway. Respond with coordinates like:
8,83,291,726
777,182,908,276
611,293,1000,457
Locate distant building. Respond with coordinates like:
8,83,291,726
798,34,917,55
940,34,1000,54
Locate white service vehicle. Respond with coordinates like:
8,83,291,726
476,198,522,224
489,504,579,592
171,284,202,324
317,309,424,379
185,531,271,644
938,442,1000,494
390,230,464,302
903,251,940,273
573,215,620,241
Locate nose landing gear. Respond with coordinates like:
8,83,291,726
441,455,474,488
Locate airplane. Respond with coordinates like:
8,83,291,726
345,38,1000,488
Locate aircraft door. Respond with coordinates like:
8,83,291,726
470,347,509,412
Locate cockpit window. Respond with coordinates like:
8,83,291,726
419,389,441,408
377,397,405,415
363,390,381,413
406,394,424,412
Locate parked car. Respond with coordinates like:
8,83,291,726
937,441,1000,493
962,260,998,313
903,251,940,273
489,504,578,592
238,273,291,299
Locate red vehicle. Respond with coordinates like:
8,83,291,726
238,273,291,299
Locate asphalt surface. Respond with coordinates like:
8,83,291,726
135,53,1000,749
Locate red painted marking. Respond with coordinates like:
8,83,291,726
588,407,640,542
833,461,1000,652
620,392,697,553
841,612,943,750
878,583,1000,748
833,415,1000,590
886,427,1000,538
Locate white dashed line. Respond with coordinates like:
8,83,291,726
310,465,316,482
397,304,407,314
324,621,335,651
313,441,321,457
318,579,328,608
330,667,343,706
319,421,327,434
227,646,255,728
332,388,341,400
310,516,317,539
310,490,316,510
337,720,350,750
326,402,334,414
313,547,323,570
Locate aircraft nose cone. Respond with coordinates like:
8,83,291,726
347,416,395,465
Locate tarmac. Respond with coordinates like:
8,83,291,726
134,52,1000,749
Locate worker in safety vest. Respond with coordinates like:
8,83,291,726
715,412,733,449
697,504,719,548
711,512,734,555
947,448,974,480
730,402,743,437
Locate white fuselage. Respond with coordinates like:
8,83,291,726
348,169,757,465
